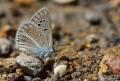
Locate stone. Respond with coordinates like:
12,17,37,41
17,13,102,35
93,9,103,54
24,76,32,81
16,68,24,75
16,53,44,77
106,55,120,75
54,64,67,77
0,38,11,56
0,25,13,38
101,48,120,75
8,73,16,81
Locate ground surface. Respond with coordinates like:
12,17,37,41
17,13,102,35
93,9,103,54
0,0,120,81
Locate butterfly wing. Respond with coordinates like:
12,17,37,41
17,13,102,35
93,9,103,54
29,7,52,47
15,7,53,57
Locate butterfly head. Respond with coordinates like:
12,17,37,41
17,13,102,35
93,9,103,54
43,47,56,58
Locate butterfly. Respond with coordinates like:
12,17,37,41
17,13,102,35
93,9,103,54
15,7,55,58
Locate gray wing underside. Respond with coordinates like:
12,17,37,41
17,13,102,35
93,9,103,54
15,7,52,54
29,7,52,47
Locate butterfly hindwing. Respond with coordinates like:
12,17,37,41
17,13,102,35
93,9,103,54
16,23,40,53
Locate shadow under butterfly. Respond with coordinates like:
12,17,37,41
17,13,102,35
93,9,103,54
15,7,56,59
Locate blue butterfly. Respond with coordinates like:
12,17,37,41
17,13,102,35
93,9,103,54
15,7,55,58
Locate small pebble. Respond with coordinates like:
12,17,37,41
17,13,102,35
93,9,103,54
16,53,44,77
0,38,11,56
8,73,16,81
73,60,80,66
0,25,13,38
16,68,24,75
101,49,120,75
84,79,88,81
99,64,108,74
24,76,32,81
54,64,67,77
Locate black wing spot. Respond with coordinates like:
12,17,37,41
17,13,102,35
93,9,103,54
46,20,48,22
44,29,48,31
40,21,42,22
43,20,45,21
38,24,41,26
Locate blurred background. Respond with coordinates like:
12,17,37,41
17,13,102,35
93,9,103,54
0,0,119,48
0,0,120,81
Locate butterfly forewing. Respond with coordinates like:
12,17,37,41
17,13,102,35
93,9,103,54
29,7,52,47
15,7,53,56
